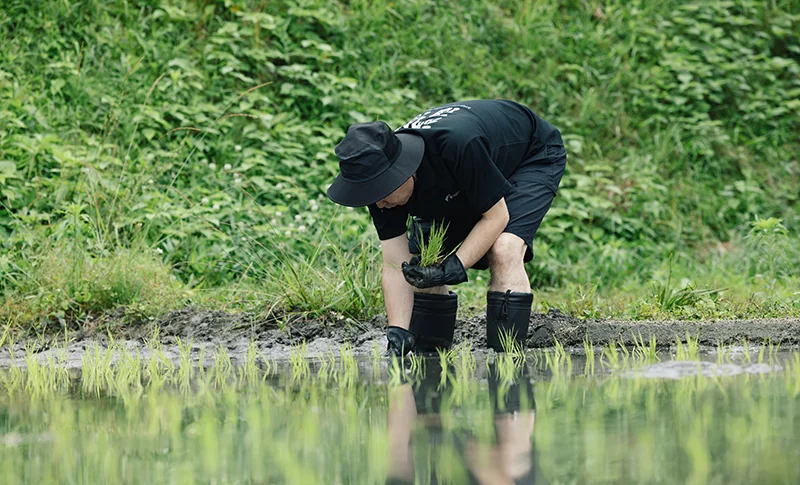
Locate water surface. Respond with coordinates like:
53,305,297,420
1,348,799,484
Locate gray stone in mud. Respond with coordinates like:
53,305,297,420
510,308,588,348
528,322,555,347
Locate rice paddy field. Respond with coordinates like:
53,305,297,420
2,340,799,484
3,1,800,482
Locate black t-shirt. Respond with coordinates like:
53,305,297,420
368,99,561,241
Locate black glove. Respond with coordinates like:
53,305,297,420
387,326,416,357
401,254,468,289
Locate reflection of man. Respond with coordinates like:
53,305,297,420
467,361,537,484
327,100,567,356
386,360,537,484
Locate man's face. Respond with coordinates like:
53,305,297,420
375,175,414,209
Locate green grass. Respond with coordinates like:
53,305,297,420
0,240,187,331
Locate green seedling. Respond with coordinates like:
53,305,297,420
316,348,335,382
370,342,381,378
556,338,573,375
176,338,194,392
212,344,233,388
436,344,459,367
407,352,426,381
632,332,659,364
768,340,781,366
448,364,477,407
675,333,700,361
542,337,572,376
258,350,273,379
494,353,522,384
82,342,116,395
113,345,143,396
339,343,358,386
583,339,596,375
147,344,175,391
3,349,24,395
197,345,207,379
742,340,753,364
454,341,477,379
498,329,527,362
618,340,632,363
387,355,405,387
554,338,567,361
239,341,260,386
716,341,732,365
289,344,310,382
528,347,543,365
686,333,700,359
317,355,331,382
437,348,451,389
415,220,459,267
23,343,69,397
543,348,559,372
602,341,621,370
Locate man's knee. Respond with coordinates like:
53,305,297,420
487,233,526,269
413,286,449,295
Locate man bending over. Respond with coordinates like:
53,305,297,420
327,100,567,356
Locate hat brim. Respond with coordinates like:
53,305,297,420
327,133,424,207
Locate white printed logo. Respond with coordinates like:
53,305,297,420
400,105,471,130
445,191,460,202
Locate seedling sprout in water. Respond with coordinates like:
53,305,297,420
498,328,527,362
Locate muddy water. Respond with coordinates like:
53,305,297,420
2,349,799,485
4,307,800,368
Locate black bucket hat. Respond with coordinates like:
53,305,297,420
327,121,424,207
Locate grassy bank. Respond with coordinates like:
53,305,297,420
1,0,799,333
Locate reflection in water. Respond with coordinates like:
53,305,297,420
388,359,537,484
3,349,799,484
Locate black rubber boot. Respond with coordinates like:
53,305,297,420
488,360,536,414
412,358,453,415
486,290,533,352
408,292,458,354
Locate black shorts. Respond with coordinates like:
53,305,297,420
408,144,566,270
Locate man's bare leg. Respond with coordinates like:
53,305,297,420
387,385,417,482
413,285,449,295
486,233,530,293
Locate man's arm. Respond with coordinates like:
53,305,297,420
380,235,414,330
456,197,510,269
445,136,511,268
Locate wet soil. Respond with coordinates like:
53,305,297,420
2,307,799,368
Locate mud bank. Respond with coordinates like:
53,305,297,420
2,308,799,368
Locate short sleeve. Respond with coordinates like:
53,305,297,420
368,204,409,240
448,136,512,214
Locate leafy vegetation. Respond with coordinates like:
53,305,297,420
1,0,799,330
